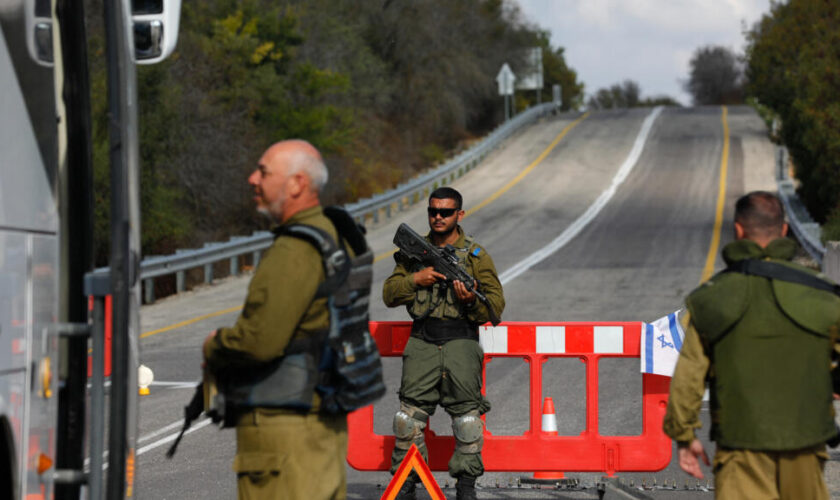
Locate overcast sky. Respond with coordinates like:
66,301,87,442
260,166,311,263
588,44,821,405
514,0,772,105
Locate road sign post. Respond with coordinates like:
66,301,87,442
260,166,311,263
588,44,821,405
553,83,562,110
496,63,515,121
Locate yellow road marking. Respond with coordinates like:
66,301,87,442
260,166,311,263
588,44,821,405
373,112,590,263
140,305,242,339
464,113,590,217
700,106,729,284
374,248,399,263
142,113,591,337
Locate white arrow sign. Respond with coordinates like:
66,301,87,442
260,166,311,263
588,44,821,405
496,63,515,96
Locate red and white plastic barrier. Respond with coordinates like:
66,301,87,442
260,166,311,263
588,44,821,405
347,321,672,476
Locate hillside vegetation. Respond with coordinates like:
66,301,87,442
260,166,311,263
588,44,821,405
86,0,583,263
745,0,840,240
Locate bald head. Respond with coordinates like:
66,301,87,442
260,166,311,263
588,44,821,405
734,191,787,246
262,140,329,193
248,139,328,223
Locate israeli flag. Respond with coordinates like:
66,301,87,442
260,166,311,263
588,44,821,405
640,310,685,377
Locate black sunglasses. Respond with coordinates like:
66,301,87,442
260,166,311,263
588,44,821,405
427,207,458,218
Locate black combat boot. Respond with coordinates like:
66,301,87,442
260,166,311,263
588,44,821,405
395,479,417,500
455,476,477,500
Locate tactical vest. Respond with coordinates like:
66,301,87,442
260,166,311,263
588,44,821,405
407,235,480,343
209,207,385,425
686,240,840,450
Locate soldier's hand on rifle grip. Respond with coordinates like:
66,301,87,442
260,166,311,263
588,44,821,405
453,280,477,304
413,267,446,287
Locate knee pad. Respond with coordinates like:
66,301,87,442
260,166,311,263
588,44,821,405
393,403,428,450
452,411,484,454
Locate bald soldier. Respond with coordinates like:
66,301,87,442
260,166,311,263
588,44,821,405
203,140,348,499
664,191,840,499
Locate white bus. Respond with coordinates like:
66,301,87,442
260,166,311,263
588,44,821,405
0,1,179,498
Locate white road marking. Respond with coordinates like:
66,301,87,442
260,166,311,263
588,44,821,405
138,419,190,444
137,418,213,456
499,106,664,285
86,418,214,471
149,380,199,389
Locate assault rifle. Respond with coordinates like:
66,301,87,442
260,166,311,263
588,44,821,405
393,223,501,326
166,371,224,459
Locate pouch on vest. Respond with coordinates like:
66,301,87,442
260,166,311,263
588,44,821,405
216,350,319,421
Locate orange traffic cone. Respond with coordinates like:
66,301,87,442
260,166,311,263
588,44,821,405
533,397,564,480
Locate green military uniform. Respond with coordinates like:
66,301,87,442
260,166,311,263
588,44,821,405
204,206,348,500
383,226,505,479
664,238,840,500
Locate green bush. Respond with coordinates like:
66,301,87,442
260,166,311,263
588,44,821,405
746,0,840,224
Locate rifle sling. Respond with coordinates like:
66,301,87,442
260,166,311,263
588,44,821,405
725,259,840,297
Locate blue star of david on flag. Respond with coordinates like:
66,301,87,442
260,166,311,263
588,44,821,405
657,334,674,350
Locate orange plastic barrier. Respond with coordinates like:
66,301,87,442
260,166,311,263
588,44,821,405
348,321,672,476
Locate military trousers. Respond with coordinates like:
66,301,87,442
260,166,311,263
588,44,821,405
234,408,347,500
713,444,829,500
391,336,490,479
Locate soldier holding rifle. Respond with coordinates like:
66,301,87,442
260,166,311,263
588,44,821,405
384,187,505,500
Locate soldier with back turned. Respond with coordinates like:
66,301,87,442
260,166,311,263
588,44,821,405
664,191,840,499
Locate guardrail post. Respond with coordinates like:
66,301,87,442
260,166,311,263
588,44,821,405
176,271,185,293
252,250,261,269
385,204,391,220
144,278,154,304
777,147,788,180
825,242,840,283
230,256,239,277
204,263,213,284
372,209,379,225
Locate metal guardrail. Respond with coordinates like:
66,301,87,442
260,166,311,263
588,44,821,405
344,102,557,225
117,102,560,303
775,146,826,265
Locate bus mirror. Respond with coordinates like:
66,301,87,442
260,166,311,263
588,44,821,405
133,21,162,60
25,0,53,66
131,0,181,64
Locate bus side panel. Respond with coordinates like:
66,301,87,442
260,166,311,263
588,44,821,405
0,231,30,500
25,234,58,498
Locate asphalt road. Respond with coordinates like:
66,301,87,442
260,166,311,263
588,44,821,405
127,105,831,500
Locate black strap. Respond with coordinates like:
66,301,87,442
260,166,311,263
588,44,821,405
272,224,351,298
726,259,840,297
323,206,368,254
411,318,478,343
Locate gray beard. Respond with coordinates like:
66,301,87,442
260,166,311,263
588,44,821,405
257,206,277,222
